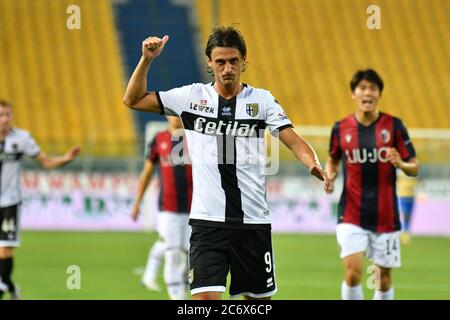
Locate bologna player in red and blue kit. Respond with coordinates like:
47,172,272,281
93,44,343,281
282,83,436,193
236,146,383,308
326,69,419,300
131,116,192,300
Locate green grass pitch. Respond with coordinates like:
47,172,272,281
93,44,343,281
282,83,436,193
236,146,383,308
12,231,450,300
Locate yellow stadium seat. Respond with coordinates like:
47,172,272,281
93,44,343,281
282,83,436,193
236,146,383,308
196,0,449,129
0,0,137,156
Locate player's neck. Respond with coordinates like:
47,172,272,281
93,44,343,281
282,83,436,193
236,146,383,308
355,110,380,126
0,127,11,141
214,82,243,100
168,126,180,134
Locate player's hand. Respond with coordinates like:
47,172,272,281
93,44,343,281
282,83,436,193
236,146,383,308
131,204,140,222
64,146,81,161
310,165,334,193
142,35,169,60
387,147,403,169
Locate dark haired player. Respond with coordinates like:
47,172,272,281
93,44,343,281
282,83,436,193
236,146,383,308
326,69,419,300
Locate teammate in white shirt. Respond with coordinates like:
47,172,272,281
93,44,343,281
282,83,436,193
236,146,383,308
123,26,333,300
0,100,80,299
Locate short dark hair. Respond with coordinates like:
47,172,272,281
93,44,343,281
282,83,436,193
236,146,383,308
350,69,384,93
0,99,12,108
205,26,247,60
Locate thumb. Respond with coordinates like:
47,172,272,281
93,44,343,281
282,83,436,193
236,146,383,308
161,35,169,46
310,166,325,181
72,146,81,154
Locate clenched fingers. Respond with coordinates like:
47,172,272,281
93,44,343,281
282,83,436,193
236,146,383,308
143,35,169,51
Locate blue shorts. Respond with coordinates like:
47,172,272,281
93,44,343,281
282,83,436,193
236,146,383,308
398,197,415,214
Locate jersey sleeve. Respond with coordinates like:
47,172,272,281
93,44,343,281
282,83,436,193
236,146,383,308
329,122,342,160
394,118,416,161
156,84,193,116
23,132,41,157
145,136,159,164
264,92,293,136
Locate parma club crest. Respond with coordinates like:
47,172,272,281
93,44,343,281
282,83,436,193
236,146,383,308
246,103,259,117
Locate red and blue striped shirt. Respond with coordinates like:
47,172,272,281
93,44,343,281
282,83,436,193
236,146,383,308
147,130,192,214
329,112,416,232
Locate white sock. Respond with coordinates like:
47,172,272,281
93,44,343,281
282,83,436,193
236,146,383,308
373,287,394,300
142,240,165,283
167,283,187,300
164,248,187,300
341,281,364,300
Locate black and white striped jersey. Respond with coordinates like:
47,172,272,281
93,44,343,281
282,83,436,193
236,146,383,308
157,83,292,229
0,128,40,207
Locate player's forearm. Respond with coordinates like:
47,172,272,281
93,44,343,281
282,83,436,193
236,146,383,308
291,138,321,170
325,157,340,181
400,160,420,177
123,56,153,107
40,157,71,169
134,168,154,205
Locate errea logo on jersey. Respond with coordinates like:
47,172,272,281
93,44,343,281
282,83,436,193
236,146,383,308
194,117,258,137
345,147,389,164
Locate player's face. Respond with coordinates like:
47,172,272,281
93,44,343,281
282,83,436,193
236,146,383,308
166,116,183,130
0,106,13,132
351,79,381,113
207,47,245,88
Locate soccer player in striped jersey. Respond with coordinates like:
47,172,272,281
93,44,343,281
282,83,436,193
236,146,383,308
123,26,332,300
325,69,420,300
0,100,80,299
131,116,192,300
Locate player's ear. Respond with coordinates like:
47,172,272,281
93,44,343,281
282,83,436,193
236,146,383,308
241,55,247,72
206,57,214,76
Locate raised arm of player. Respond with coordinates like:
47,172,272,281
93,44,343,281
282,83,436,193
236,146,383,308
325,156,340,194
131,160,156,222
279,128,333,192
387,147,420,177
123,35,170,112
35,146,81,169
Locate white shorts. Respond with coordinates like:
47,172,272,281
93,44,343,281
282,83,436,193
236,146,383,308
156,212,191,251
336,223,401,268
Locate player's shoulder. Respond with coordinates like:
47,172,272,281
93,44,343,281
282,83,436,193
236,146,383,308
150,129,169,144
9,127,34,139
184,83,204,90
189,82,214,91
179,82,216,97
245,84,272,98
162,83,204,94
380,111,398,121
155,129,170,139
333,114,355,128
380,112,405,127
242,85,278,107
